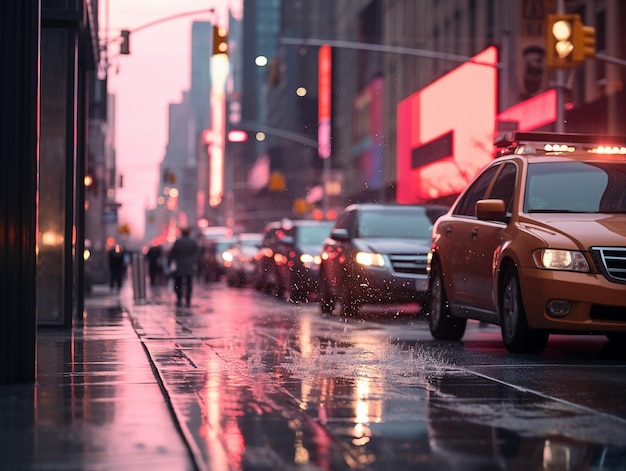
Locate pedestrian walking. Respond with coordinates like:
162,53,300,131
146,244,164,287
108,244,126,292
168,227,200,307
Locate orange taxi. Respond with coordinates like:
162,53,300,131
427,132,626,353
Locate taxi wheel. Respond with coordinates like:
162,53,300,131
428,261,466,341
500,268,549,354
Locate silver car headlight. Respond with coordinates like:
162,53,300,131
355,252,385,267
300,253,321,268
532,249,589,272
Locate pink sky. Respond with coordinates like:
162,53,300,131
102,0,240,241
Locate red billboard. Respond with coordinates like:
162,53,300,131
397,46,498,203
397,46,558,205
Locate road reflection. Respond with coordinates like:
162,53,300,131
133,284,626,470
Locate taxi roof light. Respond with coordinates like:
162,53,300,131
589,145,626,155
544,144,575,152
495,132,626,156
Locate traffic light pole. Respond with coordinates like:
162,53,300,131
555,0,566,132
280,37,501,69
111,8,217,56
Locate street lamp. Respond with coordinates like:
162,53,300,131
209,35,230,222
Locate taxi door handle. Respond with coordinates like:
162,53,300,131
471,228,479,239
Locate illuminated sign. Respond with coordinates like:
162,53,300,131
228,130,248,142
397,46,498,203
397,46,558,204
318,44,332,159
497,89,557,132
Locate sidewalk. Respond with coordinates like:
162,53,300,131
0,284,196,471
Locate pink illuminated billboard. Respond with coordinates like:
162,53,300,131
397,47,498,203
397,47,558,204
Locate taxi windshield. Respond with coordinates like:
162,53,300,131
524,161,626,213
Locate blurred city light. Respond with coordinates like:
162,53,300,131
228,130,248,142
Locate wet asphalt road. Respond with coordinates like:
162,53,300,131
129,281,626,471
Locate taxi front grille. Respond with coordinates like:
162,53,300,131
590,247,626,284
388,254,428,275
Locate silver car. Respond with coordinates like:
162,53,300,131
319,204,448,316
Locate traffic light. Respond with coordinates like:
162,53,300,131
573,21,596,62
212,25,228,55
546,14,596,68
546,14,578,68
120,30,131,55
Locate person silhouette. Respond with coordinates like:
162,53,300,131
168,227,199,307
146,244,164,287
108,244,126,292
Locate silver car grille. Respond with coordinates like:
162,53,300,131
388,254,428,275
590,247,626,284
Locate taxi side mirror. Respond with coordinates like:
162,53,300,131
476,199,508,222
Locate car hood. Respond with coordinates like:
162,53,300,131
355,237,431,254
521,213,626,249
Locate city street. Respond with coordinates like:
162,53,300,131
128,280,626,471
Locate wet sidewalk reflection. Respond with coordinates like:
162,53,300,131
0,286,194,471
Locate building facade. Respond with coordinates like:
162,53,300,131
1,0,101,383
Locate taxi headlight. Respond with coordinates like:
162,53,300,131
356,252,385,267
532,249,589,272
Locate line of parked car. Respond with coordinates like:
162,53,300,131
217,132,626,355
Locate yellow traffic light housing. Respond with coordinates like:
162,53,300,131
546,14,596,68
546,14,578,68
573,22,596,62
212,25,228,55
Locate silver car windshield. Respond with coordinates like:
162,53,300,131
295,223,334,245
357,211,433,239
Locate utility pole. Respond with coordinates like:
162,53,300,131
555,0,566,132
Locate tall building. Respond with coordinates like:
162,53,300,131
331,0,626,206
191,21,214,226
231,0,624,227
234,0,282,230
145,21,214,243
236,0,337,230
